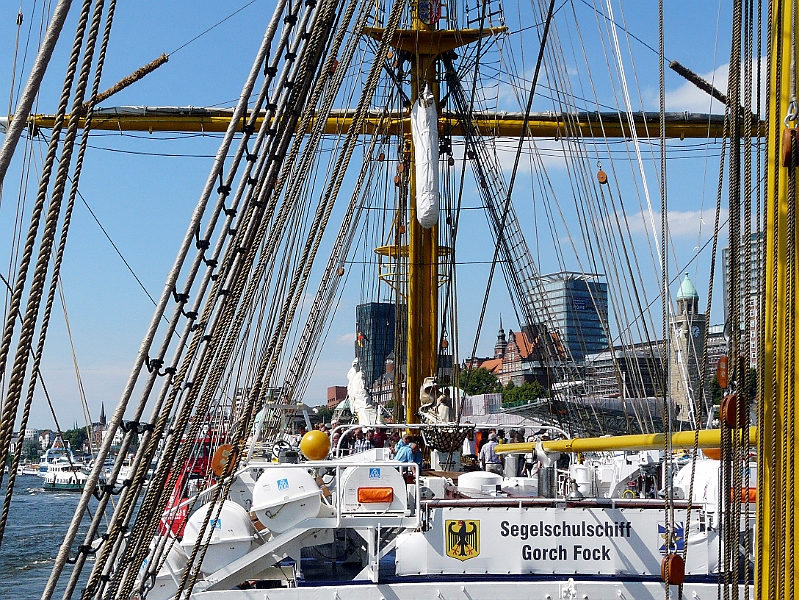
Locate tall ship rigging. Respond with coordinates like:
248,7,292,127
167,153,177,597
0,0,790,598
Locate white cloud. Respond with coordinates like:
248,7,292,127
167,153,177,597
622,208,729,242
667,58,766,115
336,332,356,345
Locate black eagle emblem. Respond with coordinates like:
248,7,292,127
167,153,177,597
445,519,480,560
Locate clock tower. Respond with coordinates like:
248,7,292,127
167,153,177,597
669,273,706,425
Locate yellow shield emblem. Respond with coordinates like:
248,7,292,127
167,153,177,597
445,519,480,561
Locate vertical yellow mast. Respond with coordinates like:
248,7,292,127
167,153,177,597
366,9,501,427
759,1,798,595
406,4,439,426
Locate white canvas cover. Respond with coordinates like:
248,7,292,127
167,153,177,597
411,85,440,229
346,358,384,425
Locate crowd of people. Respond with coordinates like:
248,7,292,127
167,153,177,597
295,422,423,469
295,422,541,477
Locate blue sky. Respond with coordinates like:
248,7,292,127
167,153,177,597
0,0,751,430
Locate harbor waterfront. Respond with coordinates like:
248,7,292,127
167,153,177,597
0,475,114,599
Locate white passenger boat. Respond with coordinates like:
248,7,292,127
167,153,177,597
37,441,77,477
42,459,89,492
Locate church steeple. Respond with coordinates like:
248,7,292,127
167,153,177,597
99,402,106,426
494,314,508,358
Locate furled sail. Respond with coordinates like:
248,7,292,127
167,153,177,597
411,84,439,228
346,358,384,425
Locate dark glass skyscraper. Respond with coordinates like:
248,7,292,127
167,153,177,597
355,302,398,388
539,272,608,362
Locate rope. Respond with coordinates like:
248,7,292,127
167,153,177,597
765,0,779,592
168,0,261,56
787,51,797,600
657,1,673,593
681,116,730,600
47,0,290,594
0,0,73,186
754,0,767,591
6,8,23,119
168,7,359,592
0,0,96,551
452,0,560,419
0,0,117,552
102,1,342,594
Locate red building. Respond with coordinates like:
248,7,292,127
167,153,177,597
327,386,348,410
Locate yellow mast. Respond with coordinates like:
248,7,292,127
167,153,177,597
759,2,797,595
405,4,438,427
8,109,741,138
365,13,499,426
495,426,757,455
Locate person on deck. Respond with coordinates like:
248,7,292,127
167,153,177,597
396,441,422,467
371,427,388,448
409,442,423,469
462,429,477,458
393,433,412,454
353,428,372,453
394,439,414,463
479,433,503,475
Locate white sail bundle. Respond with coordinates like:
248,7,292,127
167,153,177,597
346,358,384,425
411,85,440,229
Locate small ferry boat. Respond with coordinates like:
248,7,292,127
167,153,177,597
16,463,40,476
41,459,89,492
38,440,76,477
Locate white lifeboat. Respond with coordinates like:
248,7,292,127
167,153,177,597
251,467,321,533
180,500,255,575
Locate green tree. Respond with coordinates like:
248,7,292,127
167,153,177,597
709,375,723,406
62,427,89,452
502,381,547,406
458,367,502,396
314,406,334,423
21,439,41,462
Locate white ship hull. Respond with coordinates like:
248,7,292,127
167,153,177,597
194,580,749,600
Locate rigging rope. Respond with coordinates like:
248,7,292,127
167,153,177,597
657,0,673,594
6,8,23,120
0,0,97,550
45,0,293,594
2,0,118,555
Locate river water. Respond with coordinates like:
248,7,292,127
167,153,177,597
0,474,115,599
